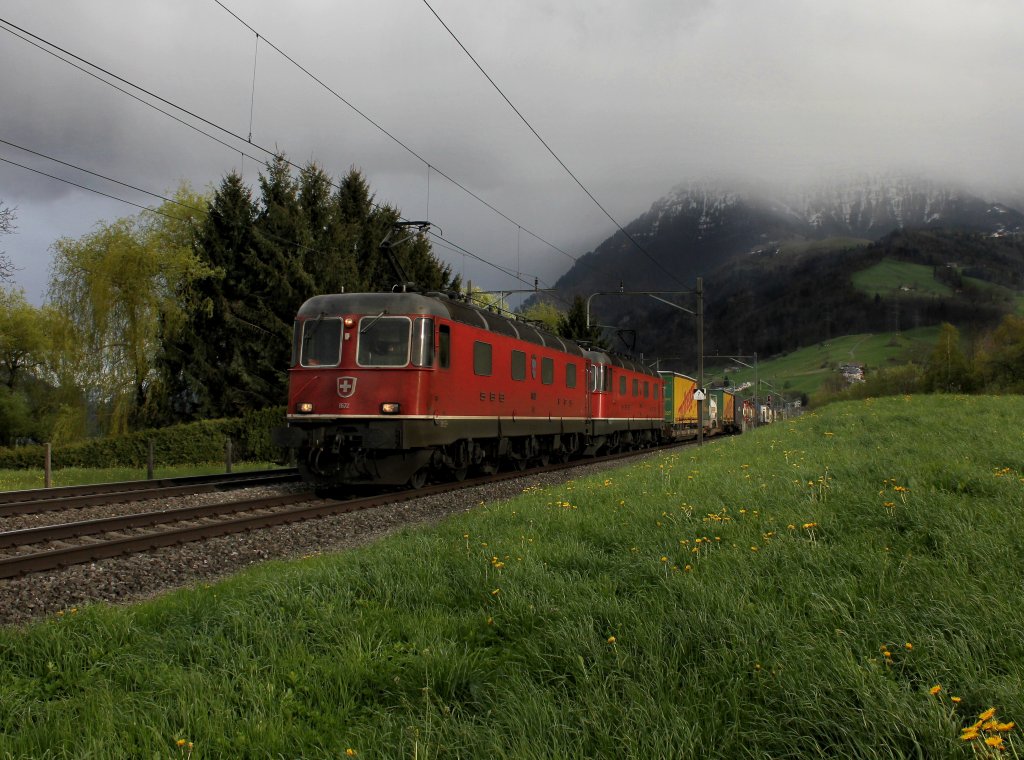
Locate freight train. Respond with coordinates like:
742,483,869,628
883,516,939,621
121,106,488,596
272,290,737,493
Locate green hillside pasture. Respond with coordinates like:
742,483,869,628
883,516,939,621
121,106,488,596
712,326,941,399
852,258,955,299
1,396,1022,757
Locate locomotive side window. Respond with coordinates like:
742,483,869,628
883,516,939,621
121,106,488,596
291,320,301,367
300,316,342,367
411,318,434,367
644,381,649,398
633,378,639,397
473,341,492,376
541,357,554,385
439,324,451,369
654,383,659,400
511,350,526,380
566,363,577,388
619,375,626,395
357,316,410,367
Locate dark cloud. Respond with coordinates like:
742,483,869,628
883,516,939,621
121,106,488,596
1,0,1021,302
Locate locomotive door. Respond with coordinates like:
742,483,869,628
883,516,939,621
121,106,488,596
584,358,594,421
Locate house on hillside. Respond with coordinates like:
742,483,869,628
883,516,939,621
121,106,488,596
839,363,864,383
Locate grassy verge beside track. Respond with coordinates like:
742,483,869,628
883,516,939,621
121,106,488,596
2,396,1023,758
0,462,286,492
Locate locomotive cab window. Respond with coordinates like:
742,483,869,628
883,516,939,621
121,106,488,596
300,316,342,367
439,324,451,369
411,318,434,368
603,368,613,393
357,316,410,367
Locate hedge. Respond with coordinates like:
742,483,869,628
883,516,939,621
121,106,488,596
0,407,287,470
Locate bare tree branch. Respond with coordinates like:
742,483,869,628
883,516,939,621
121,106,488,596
0,202,17,283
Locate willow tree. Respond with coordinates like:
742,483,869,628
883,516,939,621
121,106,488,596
47,184,210,436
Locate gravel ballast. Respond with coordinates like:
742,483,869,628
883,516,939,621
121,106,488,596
0,455,656,629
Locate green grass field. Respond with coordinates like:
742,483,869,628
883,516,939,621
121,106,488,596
711,326,941,399
2,395,1022,757
852,259,955,299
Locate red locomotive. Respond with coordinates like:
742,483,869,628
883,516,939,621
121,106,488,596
272,290,665,492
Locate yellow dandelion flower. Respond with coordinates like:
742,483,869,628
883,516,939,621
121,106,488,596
985,736,1004,749
346,749,358,757
961,728,979,741
177,739,187,747
491,588,501,596
607,636,616,644
750,546,759,552
904,642,913,651
980,707,997,721
660,556,668,562
996,722,1015,732
984,720,999,731
951,696,962,704
684,565,692,572
929,685,942,695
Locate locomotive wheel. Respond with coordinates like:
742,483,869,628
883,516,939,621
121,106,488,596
451,465,468,482
513,458,528,471
408,469,428,489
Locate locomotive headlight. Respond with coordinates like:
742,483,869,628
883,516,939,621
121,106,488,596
343,317,355,328
296,402,314,413
380,402,401,415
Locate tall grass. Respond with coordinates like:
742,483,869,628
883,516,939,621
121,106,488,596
1,395,1022,758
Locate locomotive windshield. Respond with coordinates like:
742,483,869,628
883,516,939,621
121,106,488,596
357,316,411,367
299,316,342,367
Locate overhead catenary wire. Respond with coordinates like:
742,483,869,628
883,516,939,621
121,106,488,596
419,0,686,289
209,0,593,275
0,136,554,291
0,20,558,291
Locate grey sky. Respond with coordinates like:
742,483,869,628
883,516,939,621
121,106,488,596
1,0,1021,303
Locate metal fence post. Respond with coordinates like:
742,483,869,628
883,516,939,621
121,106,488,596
225,438,233,474
44,442,52,488
147,439,155,480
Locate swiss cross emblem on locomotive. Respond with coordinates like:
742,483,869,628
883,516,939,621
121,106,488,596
337,377,357,398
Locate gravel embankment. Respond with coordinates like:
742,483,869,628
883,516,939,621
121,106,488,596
0,455,655,629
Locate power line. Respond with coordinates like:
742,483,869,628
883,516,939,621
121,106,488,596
419,0,686,289
0,137,554,291
209,0,591,274
0,19,553,290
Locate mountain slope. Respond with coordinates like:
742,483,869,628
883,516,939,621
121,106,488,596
547,178,1024,360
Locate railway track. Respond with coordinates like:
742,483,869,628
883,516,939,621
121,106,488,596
0,442,698,580
0,468,300,517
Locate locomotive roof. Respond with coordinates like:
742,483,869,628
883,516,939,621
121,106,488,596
585,349,659,378
296,291,586,357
